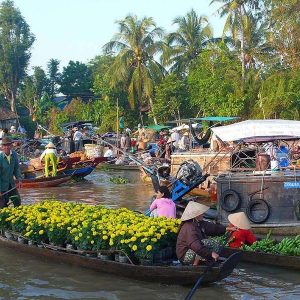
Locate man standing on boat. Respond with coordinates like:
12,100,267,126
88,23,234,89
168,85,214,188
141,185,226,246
0,137,22,208
40,142,59,177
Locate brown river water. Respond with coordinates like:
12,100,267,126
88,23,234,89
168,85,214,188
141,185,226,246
0,169,299,300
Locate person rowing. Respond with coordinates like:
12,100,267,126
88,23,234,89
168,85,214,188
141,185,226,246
176,201,226,266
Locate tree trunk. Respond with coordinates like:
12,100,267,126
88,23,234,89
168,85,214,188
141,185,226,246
148,97,158,125
240,6,245,93
9,91,16,112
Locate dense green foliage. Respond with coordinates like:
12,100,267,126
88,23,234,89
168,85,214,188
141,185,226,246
0,1,300,134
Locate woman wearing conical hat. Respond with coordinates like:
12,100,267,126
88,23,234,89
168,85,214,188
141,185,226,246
40,142,59,177
227,212,256,249
176,201,226,265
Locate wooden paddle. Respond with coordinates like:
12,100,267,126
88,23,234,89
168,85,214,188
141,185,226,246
184,232,230,300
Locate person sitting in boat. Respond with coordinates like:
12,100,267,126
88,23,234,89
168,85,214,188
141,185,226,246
40,142,59,177
227,212,256,249
176,201,226,266
104,146,114,158
149,186,176,219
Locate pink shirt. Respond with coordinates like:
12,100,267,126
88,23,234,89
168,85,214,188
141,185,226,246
150,198,176,219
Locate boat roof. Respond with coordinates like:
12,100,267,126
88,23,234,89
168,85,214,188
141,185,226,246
166,116,239,124
212,119,300,142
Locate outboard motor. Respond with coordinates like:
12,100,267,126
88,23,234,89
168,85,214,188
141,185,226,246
171,160,208,202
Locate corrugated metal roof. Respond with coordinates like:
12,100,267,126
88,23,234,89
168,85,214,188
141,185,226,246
0,107,18,120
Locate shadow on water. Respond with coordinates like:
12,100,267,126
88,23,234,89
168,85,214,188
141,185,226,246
3,169,300,299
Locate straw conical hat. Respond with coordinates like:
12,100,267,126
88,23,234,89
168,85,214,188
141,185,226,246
228,212,251,230
1,137,13,145
45,142,56,149
180,201,210,221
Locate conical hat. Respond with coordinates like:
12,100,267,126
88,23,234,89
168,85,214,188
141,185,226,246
180,201,210,221
228,212,251,230
45,142,56,149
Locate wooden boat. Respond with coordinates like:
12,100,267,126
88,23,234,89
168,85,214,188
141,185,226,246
60,165,96,178
16,174,72,188
101,163,141,171
0,236,241,286
221,247,300,270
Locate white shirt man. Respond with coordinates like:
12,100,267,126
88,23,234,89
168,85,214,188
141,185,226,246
171,130,180,148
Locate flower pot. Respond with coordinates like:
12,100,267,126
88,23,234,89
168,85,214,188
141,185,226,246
66,244,74,250
99,254,112,261
17,236,26,244
140,258,152,266
118,255,129,263
4,231,13,240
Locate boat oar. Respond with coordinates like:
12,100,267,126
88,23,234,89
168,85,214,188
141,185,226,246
184,233,230,300
0,186,17,197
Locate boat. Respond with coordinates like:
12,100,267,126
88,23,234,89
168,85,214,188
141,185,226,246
0,235,241,286
59,157,107,178
212,120,300,235
221,247,300,271
16,174,72,188
60,165,96,178
101,163,141,171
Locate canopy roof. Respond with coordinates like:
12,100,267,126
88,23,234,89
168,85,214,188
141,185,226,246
144,124,171,132
167,116,238,124
211,119,300,142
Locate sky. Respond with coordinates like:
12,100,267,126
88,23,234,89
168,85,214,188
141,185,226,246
12,0,225,71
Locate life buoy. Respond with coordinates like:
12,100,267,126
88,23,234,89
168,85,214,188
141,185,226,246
246,199,270,224
220,189,241,212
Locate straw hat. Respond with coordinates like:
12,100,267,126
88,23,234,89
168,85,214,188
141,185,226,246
180,201,210,221
45,142,56,149
228,212,251,230
1,137,13,145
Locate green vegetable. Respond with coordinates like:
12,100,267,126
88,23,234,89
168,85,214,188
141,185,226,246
109,176,129,184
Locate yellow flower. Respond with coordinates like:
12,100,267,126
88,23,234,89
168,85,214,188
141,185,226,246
75,236,79,241
103,235,108,240
90,240,95,244
39,230,44,235
130,236,137,242
132,245,137,251
146,245,152,251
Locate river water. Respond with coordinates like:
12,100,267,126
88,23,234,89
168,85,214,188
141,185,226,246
0,169,299,300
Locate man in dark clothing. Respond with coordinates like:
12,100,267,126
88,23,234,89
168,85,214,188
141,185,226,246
176,201,226,265
0,137,22,208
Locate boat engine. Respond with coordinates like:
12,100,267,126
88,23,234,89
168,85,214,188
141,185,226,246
171,160,208,202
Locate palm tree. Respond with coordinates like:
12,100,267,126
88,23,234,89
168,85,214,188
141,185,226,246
103,15,166,124
162,9,214,75
210,0,250,82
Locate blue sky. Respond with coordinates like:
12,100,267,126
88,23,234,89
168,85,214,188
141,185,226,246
13,0,225,71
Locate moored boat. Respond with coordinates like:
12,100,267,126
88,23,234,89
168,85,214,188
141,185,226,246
0,235,241,286
221,247,300,271
16,174,72,188
60,165,96,178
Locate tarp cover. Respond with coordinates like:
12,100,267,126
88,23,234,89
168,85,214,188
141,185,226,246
211,119,300,142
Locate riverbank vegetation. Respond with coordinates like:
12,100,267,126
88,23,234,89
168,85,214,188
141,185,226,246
0,0,299,135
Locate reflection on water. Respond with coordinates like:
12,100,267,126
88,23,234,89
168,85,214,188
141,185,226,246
20,170,154,212
1,169,299,299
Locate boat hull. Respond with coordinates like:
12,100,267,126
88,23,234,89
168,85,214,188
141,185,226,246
221,247,300,270
0,236,239,286
16,174,72,188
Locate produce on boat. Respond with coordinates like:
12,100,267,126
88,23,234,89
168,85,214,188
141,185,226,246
0,201,240,285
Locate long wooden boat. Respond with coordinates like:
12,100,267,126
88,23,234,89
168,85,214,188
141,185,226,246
101,163,141,171
60,165,96,178
16,174,72,188
0,236,241,285
221,247,300,270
